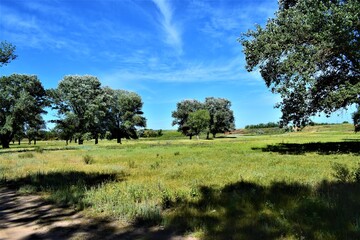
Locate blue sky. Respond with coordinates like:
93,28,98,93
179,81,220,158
0,0,355,130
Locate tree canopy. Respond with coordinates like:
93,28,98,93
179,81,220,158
241,0,360,127
172,98,235,139
187,109,211,139
50,75,110,144
0,74,47,148
172,99,204,139
0,41,17,66
205,97,235,138
107,89,146,144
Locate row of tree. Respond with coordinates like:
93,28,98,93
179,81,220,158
172,98,235,139
0,74,146,148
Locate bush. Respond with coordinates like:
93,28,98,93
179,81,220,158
34,146,44,153
83,155,94,165
18,152,34,159
245,122,279,129
332,162,360,182
139,129,163,138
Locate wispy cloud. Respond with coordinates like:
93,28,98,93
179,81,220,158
101,54,263,87
152,0,182,54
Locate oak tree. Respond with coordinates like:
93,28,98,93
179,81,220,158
0,74,47,148
241,0,360,127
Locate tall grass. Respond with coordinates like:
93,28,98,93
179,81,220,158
0,124,359,238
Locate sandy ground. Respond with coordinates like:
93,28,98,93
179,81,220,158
0,187,196,240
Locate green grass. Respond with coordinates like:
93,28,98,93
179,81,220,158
1,124,360,239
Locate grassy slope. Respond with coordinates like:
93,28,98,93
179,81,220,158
1,124,359,239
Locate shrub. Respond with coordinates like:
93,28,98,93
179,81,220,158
83,155,94,165
34,146,44,153
332,162,360,182
128,160,136,168
18,152,34,159
332,163,351,182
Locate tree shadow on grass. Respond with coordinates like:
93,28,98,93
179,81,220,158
252,141,360,155
2,171,127,209
0,170,192,240
165,179,360,240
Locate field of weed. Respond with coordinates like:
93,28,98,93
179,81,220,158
1,124,359,239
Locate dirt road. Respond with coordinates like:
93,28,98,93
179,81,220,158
0,187,195,240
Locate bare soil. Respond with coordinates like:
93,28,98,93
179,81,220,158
0,187,196,240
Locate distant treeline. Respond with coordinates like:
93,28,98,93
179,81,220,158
138,129,163,138
245,121,350,130
245,122,279,129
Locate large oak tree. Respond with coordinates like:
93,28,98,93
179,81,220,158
107,89,146,144
50,75,110,144
0,74,47,148
241,0,359,127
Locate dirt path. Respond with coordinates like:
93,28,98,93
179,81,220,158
0,187,196,240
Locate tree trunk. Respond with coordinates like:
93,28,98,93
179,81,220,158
95,137,98,144
66,139,68,146
18,139,21,145
1,133,13,148
206,132,210,139
212,133,216,138
189,134,193,140
117,136,122,144
78,139,84,145
2,142,10,149
34,139,37,145
1,139,10,149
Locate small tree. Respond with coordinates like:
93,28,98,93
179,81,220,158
172,99,204,139
187,110,210,139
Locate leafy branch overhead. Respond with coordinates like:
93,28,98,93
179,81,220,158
241,0,360,127
0,41,17,67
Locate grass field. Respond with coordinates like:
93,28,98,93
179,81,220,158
1,124,360,239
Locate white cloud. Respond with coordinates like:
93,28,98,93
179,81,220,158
152,0,182,54
101,54,263,86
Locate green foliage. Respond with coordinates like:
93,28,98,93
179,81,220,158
34,146,44,153
83,154,94,165
138,129,163,138
187,109,211,138
241,0,360,127
245,122,279,129
1,124,359,237
0,41,17,66
0,74,48,148
205,97,235,138
106,89,146,144
172,99,203,139
18,152,34,159
332,163,360,183
50,75,110,145
172,98,235,139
